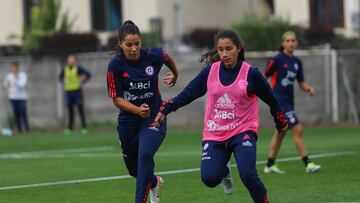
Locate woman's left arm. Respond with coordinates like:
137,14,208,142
163,51,179,87
298,81,316,96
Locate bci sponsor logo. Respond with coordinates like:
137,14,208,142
214,109,235,119
129,81,151,90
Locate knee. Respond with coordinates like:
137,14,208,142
239,171,257,185
138,150,154,162
201,174,221,188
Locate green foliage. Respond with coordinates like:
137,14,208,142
141,32,163,48
22,0,73,54
232,15,299,51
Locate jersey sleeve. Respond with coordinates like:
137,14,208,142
296,59,304,82
264,57,278,78
78,66,92,81
247,67,287,129
107,60,123,98
161,65,210,115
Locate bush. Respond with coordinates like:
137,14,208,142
232,15,299,51
182,28,222,49
39,32,99,56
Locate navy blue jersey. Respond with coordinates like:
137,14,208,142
264,52,304,111
161,59,286,129
107,48,168,121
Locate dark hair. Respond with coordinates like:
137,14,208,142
118,20,141,41
200,29,245,65
113,20,141,55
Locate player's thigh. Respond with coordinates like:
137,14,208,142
201,141,230,176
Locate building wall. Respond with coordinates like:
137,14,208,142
60,0,92,32
274,0,310,27
343,0,360,37
0,0,23,45
156,0,270,41
122,0,158,32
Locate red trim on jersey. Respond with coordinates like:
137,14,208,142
264,59,275,77
163,50,170,61
264,195,269,203
271,70,278,88
107,72,116,98
142,182,152,203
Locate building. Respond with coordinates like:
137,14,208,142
273,0,360,37
0,0,270,46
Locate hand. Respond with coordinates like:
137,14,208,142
308,87,316,96
154,112,166,126
136,103,150,118
79,75,87,82
163,72,177,87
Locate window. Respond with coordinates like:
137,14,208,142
23,0,41,27
310,0,344,28
91,0,122,31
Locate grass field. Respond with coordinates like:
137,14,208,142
0,127,359,203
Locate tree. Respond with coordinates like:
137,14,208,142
22,0,74,54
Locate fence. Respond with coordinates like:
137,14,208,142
0,47,359,130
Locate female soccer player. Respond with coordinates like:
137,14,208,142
263,31,320,174
107,20,179,203
155,29,288,203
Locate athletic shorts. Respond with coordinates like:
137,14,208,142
285,111,299,128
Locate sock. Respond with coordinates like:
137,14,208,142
266,158,276,167
302,155,312,167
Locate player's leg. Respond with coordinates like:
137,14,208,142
10,100,22,133
292,123,320,173
20,100,30,132
200,140,231,188
117,121,140,178
231,131,269,203
135,121,166,203
264,129,286,174
292,123,307,157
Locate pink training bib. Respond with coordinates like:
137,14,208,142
203,61,259,141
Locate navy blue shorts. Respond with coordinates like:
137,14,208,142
285,111,300,128
66,90,83,105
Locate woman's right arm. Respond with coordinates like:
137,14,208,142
155,66,210,124
107,60,150,118
112,97,150,118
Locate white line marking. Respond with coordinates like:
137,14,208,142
0,151,355,191
0,146,115,159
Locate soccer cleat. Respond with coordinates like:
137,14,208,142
264,164,285,174
149,176,164,203
305,162,321,173
80,128,88,135
220,163,234,195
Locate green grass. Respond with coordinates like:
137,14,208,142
0,127,359,203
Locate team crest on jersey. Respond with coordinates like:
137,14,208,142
294,63,299,70
145,66,154,76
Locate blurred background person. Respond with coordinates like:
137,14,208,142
59,55,91,135
263,31,321,174
3,62,30,134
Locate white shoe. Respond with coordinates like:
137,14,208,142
305,162,321,173
149,176,164,203
264,164,285,174
221,166,234,195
